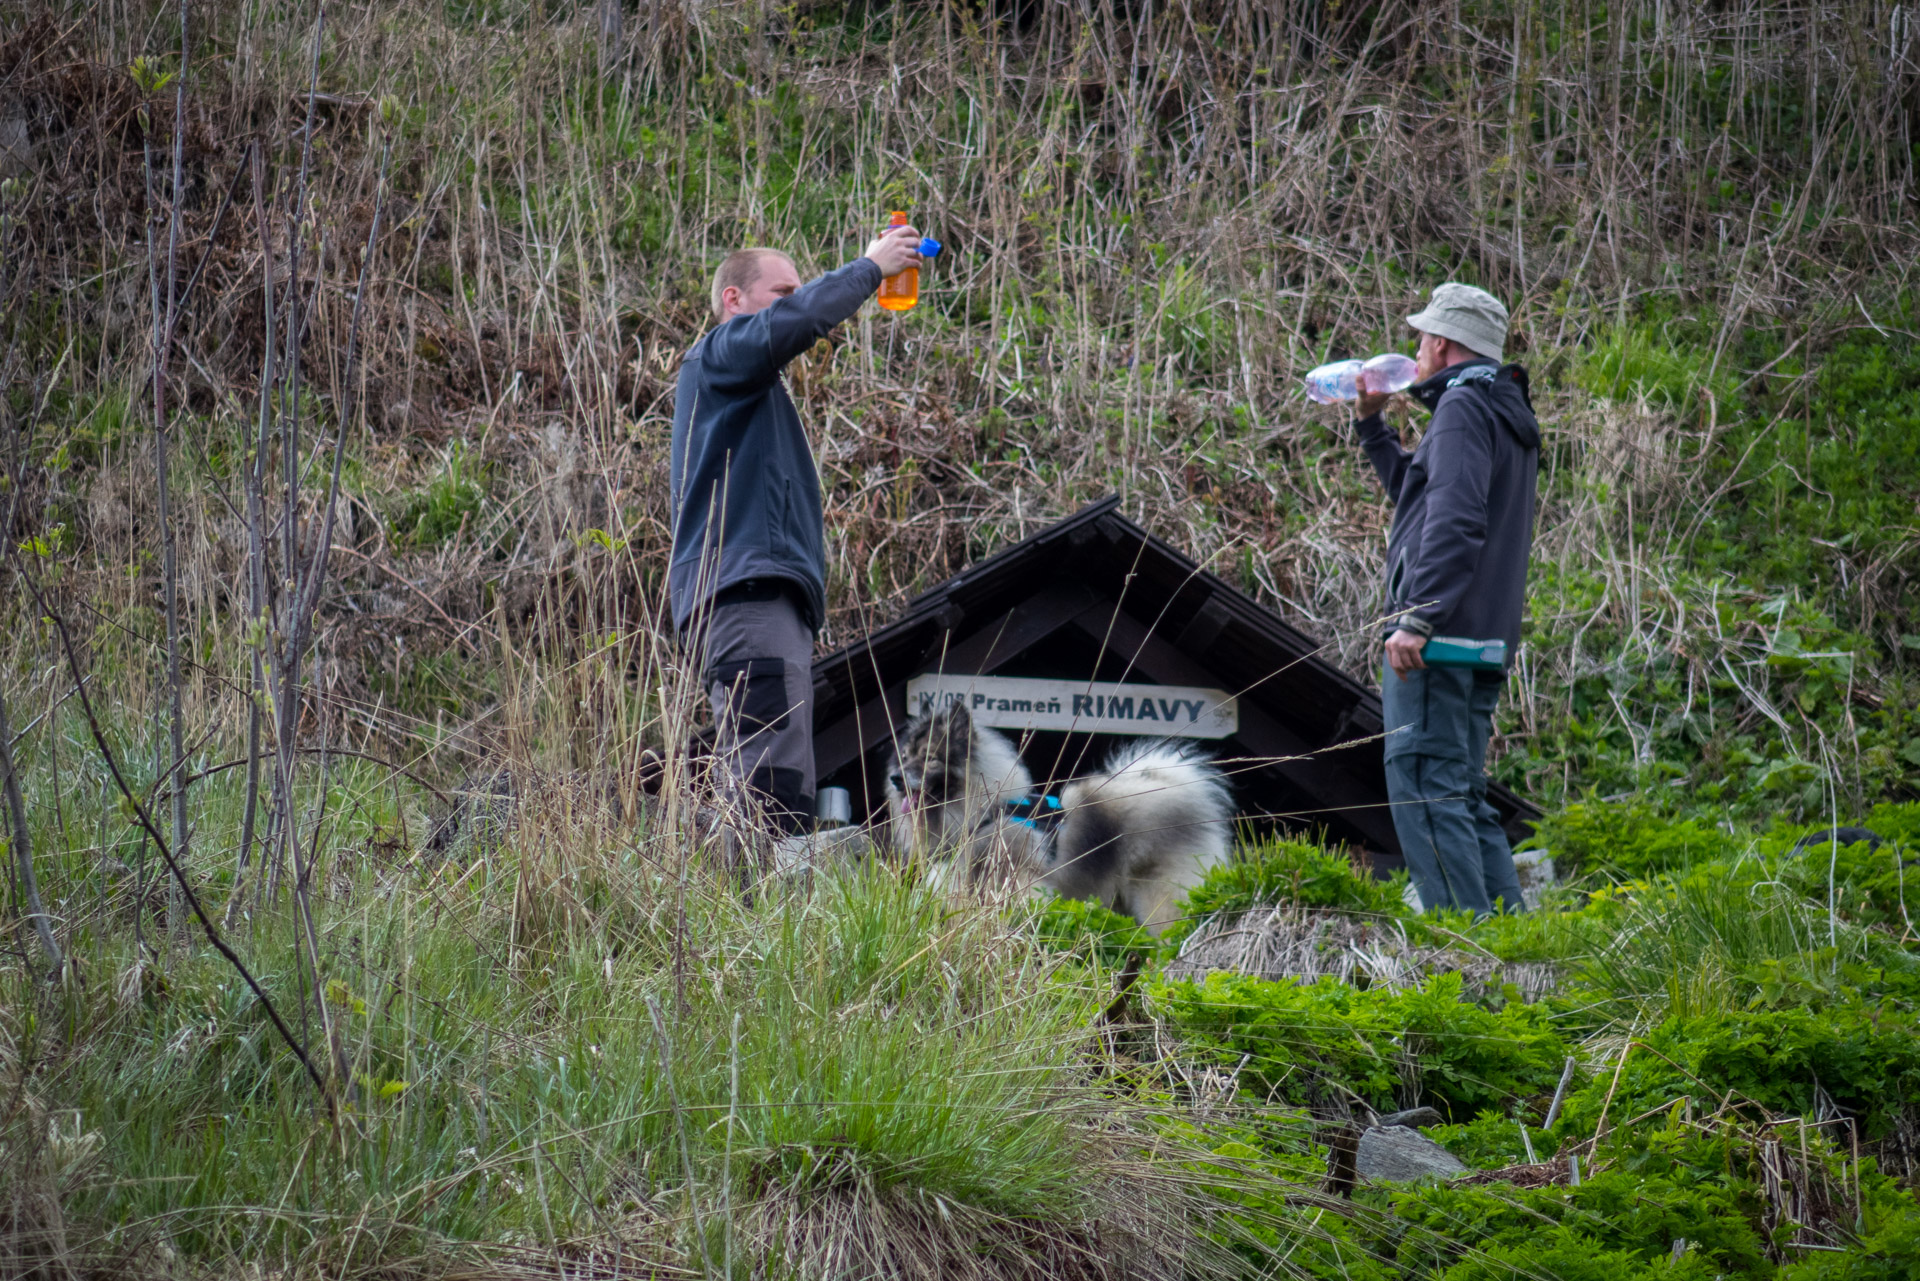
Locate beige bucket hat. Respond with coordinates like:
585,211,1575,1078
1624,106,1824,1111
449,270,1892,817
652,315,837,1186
1407,282,1509,363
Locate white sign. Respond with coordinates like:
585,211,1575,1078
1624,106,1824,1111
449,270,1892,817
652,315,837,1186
906,674,1238,739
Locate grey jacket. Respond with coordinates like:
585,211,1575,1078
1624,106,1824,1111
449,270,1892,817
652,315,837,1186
669,258,883,633
1356,359,1540,663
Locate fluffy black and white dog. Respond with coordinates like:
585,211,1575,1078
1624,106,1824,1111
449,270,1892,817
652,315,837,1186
883,701,1232,933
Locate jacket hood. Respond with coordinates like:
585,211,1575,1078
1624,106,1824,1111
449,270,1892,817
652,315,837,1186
1412,359,1540,451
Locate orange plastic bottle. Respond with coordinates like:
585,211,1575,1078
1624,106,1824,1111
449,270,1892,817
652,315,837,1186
876,211,918,312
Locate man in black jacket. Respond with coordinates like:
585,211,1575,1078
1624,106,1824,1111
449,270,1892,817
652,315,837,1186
1353,283,1540,914
671,225,923,838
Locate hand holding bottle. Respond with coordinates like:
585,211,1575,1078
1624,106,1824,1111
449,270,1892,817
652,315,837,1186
864,222,924,279
1355,372,1392,419
1303,352,1418,410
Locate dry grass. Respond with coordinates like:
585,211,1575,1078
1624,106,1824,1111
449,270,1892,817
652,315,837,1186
1165,904,1561,1004
6,0,1915,750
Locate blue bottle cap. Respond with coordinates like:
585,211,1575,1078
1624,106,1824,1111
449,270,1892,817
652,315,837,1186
917,237,941,258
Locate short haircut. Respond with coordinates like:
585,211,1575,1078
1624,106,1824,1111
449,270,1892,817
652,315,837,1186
711,248,792,320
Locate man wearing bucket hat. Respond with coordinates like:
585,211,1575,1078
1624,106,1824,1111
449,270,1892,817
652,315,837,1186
1351,282,1540,914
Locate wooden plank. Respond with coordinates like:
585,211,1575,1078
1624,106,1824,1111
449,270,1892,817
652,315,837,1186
1067,604,1403,852
1172,591,1232,654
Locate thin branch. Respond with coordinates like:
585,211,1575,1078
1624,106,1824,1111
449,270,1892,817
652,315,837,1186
267,0,327,904
0,417,60,979
292,133,390,653
168,745,454,809
234,140,276,912
0,685,62,978
8,552,332,1112
172,137,252,324
141,15,192,943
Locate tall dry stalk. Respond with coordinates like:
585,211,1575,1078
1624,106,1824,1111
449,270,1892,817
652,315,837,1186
138,0,193,946
231,141,277,921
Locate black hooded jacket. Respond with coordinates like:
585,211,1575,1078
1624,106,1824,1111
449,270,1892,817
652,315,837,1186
1355,359,1540,663
668,258,883,634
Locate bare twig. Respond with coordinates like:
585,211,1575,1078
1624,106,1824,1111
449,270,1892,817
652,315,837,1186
9,551,332,1112
234,141,277,918
291,132,390,655
0,679,61,979
266,0,328,904
141,4,193,944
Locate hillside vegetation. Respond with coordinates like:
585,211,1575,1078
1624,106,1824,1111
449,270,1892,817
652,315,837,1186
2,0,1920,1276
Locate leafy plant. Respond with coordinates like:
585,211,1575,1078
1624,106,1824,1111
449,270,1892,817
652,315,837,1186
1026,892,1160,966
1572,871,1920,1022
1150,970,1568,1118
392,445,486,548
1166,837,1408,947
1424,1110,1559,1170
1522,802,1739,879
1551,1003,1920,1146
1388,1180,1765,1280
1572,322,1738,412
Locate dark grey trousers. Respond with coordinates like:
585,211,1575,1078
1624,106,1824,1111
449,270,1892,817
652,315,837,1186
695,583,816,835
1380,662,1526,915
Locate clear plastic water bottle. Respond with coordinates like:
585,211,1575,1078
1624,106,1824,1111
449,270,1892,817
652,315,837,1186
1302,352,1419,404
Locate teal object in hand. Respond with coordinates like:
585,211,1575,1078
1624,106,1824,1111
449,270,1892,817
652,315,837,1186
1423,636,1507,670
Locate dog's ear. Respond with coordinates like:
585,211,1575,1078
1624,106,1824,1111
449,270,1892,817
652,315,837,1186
943,702,973,752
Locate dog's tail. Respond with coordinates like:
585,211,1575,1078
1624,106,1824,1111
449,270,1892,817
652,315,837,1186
1050,739,1233,933
1083,739,1233,819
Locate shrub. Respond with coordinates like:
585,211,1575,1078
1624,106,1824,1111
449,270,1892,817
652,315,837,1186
1026,893,1159,966
1571,870,1920,1021
1386,1138,1771,1279
1777,1163,1920,1281
1150,970,1568,1118
1427,1238,1728,1281
1424,1110,1558,1169
392,444,486,548
1861,802,1920,845
1166,837,1407,947
1175,1128,1399,1281
1572,322,1739,412
1522,801,1739,878
1552,1003,1920,1144
1771,809,1920,929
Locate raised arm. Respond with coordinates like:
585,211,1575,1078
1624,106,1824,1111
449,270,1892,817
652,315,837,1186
1355,410,1414,501
702,258,885,393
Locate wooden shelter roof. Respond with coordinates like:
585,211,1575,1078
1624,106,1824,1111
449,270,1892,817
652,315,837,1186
810,496,1539,864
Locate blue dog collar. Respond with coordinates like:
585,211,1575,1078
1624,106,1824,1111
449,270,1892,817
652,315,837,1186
1004,793,1065,831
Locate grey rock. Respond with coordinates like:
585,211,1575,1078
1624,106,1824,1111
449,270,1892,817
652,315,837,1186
1375,1106,1444,1130
1356,1125,1467,1182
1512,847,1558,909
770,824,875,879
